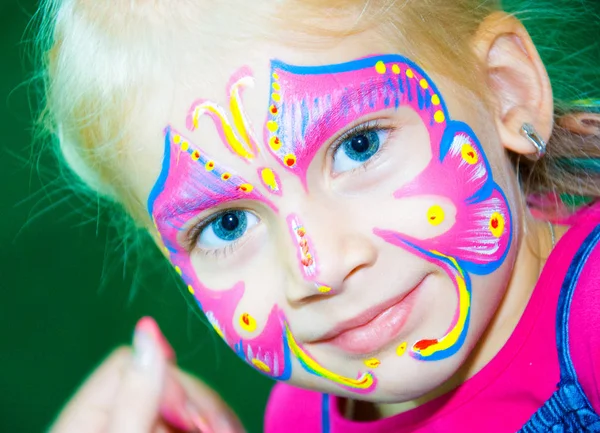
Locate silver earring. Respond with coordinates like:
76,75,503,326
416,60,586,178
520,123,547,160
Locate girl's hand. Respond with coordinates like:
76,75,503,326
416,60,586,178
49,317,245,433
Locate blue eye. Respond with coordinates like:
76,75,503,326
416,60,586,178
332,129,386,173
197,210,259,248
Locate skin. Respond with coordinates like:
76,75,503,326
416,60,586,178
118,10,560,419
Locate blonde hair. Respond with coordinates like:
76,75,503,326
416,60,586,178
36,0,600,222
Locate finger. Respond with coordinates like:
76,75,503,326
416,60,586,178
49,348,131,433
106,318,169,433
175,369,246,433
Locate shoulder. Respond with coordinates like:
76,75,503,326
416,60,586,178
264,382,324,433
566,220,600,412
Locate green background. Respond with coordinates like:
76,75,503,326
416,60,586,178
0,2,273,432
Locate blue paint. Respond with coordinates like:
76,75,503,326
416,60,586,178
321,394,331,433
147,127,174,216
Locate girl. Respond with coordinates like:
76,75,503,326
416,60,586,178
40,0,600,431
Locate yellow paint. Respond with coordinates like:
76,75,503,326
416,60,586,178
191,103,254,160
205,161,215,171
230,81,255,155
430,250,464,277
461,144,479,165
284,154,297,168
180,141,189,152
272,72,279,80
375,61,386,74
272,82,281,91
286,325,375,390
431,94,441,106
318,285,332,294
238,183,254,193
240,313,257,332
187,285,195,295
267,121,279,132
191,150,200,161
272,93,281,102
364,358,381,368
417,272,470,357
269,136,282,151
173,134,181,144
434,110,445,123
419,79,429,89
175,266,182,275
392,64,401,74
252,359,271,373
396,342,408,357
221,172,231,181
261,168,279,192
406,69,414,78
489,212,505,238
427,205,445,226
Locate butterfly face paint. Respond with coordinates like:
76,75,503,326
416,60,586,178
263,55,511,363
148,54,511,397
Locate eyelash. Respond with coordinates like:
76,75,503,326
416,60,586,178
329,120,393,175
184,120,393,255
184,210,245,255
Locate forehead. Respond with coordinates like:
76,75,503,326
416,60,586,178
131,27,405,204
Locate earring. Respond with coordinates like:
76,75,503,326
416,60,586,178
520,123,547,160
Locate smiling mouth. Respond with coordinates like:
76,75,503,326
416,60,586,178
312,277,425,355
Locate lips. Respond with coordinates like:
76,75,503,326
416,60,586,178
312,278,424,355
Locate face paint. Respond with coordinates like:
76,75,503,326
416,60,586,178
148,128,293,379
264,56,447,189
187,66,259,161
258,167,283,196
285,324,377,394
287,214,318,278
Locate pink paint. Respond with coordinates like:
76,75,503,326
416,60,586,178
150,126,276,227
148,127,290,379
264,57,447,189
382,126,512,273
287,214,319,280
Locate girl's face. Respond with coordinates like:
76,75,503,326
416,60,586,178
131,23,518,402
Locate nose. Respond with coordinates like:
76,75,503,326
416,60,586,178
283,210,378,304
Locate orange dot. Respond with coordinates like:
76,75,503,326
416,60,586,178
205,161,215,171
270,104,278,115
221,172,231,181
240,313,257,332
364,358,381,368
427,205,445,226
284,154,297,167
461,144,478,165
269,136,282,151
238,183,254,193
297,227,306,237
191,150,201,161
489,212,505,238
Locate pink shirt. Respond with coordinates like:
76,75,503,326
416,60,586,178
265,204,600,432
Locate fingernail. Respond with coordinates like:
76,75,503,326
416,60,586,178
132,327,157,369
135,316,176,361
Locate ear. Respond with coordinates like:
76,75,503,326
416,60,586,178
472,12,554,156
